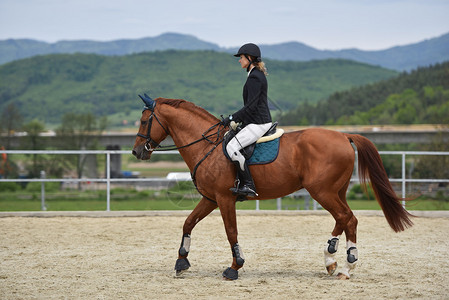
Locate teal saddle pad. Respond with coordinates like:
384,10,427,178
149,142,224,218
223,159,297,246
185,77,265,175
247,138,280,165
222,129,281,165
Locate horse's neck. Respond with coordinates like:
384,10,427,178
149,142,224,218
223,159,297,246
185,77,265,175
161,105,218,169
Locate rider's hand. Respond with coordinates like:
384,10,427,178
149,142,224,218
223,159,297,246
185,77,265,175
221,116,231,127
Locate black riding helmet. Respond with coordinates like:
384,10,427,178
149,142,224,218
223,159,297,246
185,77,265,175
234,43,261,60
234,43,262,71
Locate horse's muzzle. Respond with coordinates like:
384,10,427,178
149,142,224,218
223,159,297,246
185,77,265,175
132,145,151,160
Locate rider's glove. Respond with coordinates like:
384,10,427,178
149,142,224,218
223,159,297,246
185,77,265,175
221,115,233,127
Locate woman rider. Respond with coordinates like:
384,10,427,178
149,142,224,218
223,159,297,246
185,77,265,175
221,43,272,197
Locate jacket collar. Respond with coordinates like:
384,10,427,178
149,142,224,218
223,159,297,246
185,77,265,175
247,66,256,77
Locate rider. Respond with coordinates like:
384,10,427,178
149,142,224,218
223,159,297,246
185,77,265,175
221,43,272,197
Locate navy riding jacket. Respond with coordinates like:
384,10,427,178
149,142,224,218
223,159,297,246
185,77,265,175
231,68,272,126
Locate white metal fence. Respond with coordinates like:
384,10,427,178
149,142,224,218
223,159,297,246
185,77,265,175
1,150,448,211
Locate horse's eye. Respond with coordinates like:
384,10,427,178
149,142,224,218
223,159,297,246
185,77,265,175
141,121,147,125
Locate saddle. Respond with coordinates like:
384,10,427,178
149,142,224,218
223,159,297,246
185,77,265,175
223,122,284,165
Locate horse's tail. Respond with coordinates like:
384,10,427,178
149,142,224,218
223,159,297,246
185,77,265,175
345,134,414,232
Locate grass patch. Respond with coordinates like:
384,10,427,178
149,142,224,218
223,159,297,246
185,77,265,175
1,189,448,212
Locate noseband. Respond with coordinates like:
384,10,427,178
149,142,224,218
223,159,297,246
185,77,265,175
136,103,170,152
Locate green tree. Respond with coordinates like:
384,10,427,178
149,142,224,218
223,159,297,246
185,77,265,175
395,103,417,124
0,103,22,178
0,103,23,149
56,113,108,189
22,119,45,177
416,126,449,181
279,62,449,126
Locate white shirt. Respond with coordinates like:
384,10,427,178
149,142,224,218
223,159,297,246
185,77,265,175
247,65,255,77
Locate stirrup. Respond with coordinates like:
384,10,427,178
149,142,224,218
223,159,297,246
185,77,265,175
230,179,240,195
229,185,258,197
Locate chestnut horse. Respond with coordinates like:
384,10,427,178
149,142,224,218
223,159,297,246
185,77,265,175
132,97,413,280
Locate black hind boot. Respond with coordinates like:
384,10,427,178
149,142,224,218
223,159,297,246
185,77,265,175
230,162,258,197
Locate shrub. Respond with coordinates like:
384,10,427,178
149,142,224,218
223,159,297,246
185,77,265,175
348,184,376,200
26,181,60,192
0,182,21,192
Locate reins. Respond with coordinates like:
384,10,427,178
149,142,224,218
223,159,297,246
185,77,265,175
136,103,225,203
137,102,224,152
153,122,224,152
190,133,224,204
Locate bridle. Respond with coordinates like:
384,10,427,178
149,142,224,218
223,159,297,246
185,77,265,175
136,103,170,152
136,102,224,152
135,97,225,204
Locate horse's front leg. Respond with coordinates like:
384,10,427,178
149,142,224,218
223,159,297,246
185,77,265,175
218,197,245,280
175,197,217,276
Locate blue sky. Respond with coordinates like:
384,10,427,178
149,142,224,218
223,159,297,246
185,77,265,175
0,0,448,50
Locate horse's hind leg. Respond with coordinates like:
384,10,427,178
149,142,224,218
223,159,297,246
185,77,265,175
310,185,358,279
336,214,358,280
336,184,358,280
175,197,217,276
321,185,359,280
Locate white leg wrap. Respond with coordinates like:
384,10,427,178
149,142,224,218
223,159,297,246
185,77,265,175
237,244,245,261
339,240,358,278
324,235,340,267
182,235,191,253
346,240,358,267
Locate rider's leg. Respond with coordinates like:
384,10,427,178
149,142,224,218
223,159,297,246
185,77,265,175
226,123,272,197
232,161,258,197
226,140,246,171
227,141,256,196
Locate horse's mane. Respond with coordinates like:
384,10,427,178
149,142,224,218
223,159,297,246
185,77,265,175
155,98,219,123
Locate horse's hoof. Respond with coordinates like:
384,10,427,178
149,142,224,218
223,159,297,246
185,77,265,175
222,267,238,280
175,269,188,277
174,258,191,276
336,272,350,280
326,262,337,275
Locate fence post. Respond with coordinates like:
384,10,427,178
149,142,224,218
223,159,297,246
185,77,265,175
40,170,47,211
304,196,310,210
277,198,282,210
402,153,406,207
106,152,111,212
402,152,406,207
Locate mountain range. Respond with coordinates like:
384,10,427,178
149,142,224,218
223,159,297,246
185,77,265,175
1,32,448,71
0,51,397,125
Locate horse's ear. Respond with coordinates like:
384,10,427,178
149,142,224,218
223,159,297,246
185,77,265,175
139,93,154,110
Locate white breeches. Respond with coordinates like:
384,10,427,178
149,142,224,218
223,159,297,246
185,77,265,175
226,122,272,171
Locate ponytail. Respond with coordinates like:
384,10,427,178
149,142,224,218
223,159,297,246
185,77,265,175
254,61,268,76
249,55,268,75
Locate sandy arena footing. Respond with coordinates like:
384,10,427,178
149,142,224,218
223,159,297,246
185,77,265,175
1,210,448,299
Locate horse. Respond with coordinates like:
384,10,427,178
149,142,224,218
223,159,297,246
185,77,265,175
132,96,414,280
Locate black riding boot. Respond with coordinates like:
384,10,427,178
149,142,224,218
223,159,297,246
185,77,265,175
230,162,258,197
